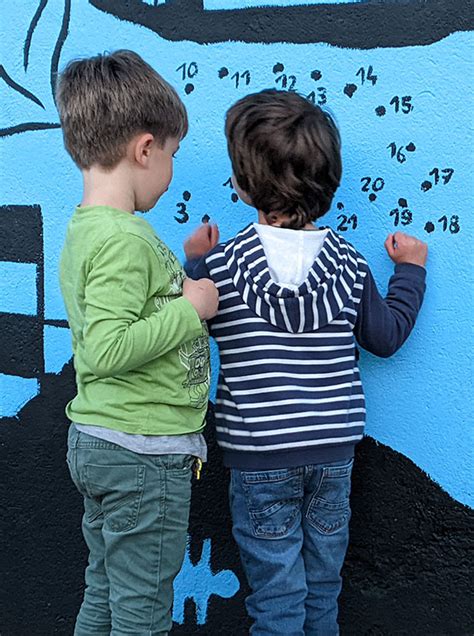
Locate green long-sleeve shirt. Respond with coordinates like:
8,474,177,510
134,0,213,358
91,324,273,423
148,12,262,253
59,205,210,435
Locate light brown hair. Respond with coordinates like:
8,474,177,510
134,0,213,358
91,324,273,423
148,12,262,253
225,89,342,229
56,50,188,169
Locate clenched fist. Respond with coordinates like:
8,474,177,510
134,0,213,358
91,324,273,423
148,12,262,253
184,223,220,260
182,278,219,321
385,231,428,267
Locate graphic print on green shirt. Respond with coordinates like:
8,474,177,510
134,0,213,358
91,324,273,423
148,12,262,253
154,240,186,299
179,335,210,410
152,239,210,410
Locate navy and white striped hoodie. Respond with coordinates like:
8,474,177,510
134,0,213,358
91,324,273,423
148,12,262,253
187,223,426,470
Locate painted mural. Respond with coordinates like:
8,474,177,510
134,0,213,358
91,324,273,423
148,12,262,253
90,0,472,48
1,0,473,633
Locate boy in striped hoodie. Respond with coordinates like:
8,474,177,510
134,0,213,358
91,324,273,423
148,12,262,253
185,89,427,635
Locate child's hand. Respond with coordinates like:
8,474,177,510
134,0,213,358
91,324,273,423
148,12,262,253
183,278,219,320
184,223,220,260
385,231,428,267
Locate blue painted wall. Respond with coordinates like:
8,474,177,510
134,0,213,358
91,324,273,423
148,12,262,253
1,5,472,626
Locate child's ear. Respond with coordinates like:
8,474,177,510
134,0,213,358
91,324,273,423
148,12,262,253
133,133,155,167
232,175,253,206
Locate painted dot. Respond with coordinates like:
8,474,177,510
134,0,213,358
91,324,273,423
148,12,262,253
424,221,435,233
336,202,344,211
369,193,377,202
201,214,210,223
421,180,432,192
183,191,191,201
344,83,357,98
231,193,239,203
406,142,416,152
375,105,386,117
218,67,229,78
398,198,408,208
311,70,322,81
184,83,194,95
273,62,284,74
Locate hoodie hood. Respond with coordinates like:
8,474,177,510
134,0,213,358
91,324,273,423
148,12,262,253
224,223,360,333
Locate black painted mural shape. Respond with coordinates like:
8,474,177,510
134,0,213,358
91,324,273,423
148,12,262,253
0,206,67,400
0,206,45,381
89,0,473,48
1,364,473,634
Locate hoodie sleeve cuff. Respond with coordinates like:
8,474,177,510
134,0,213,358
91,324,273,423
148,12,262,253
394,263,426,281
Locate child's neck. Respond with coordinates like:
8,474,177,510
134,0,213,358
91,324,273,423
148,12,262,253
81,163,136,214
257,210,317,230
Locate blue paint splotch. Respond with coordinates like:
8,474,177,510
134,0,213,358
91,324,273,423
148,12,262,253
1,374,39,418
0,262,37,315
43,324,72,373
173,538,240,624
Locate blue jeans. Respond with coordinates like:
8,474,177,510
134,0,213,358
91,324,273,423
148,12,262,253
230,459,353,636
67,425,193,636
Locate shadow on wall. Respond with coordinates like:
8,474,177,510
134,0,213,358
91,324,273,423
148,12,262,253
1,363,473,634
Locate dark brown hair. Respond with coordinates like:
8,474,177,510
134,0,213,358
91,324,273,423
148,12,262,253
225,89,342,229
56,50,188,169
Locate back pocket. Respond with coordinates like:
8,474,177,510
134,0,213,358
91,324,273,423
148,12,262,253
84,464,145,533
242,468,303,540
306,460,353,535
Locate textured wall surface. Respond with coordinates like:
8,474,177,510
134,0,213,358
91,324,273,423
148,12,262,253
1,1,473,634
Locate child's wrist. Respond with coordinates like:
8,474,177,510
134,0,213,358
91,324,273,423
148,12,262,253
394,260,426,271
184,250,203,261
396,258,426,268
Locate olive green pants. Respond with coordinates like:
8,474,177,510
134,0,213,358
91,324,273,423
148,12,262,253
67,425,193,635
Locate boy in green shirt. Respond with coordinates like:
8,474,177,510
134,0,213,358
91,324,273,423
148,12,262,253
56,50,218,635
